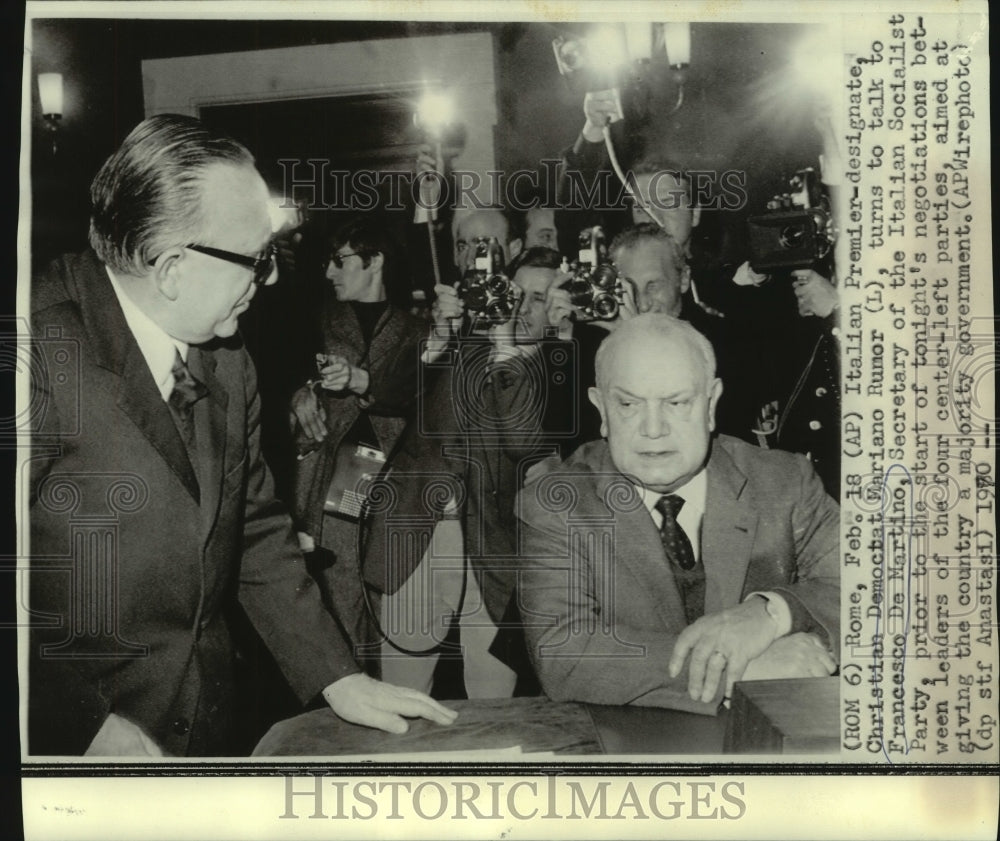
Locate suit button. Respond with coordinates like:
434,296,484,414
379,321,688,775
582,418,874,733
809,420,822,430
172,717,190,736
815,387,828,397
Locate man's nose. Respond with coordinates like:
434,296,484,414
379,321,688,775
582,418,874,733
639,296,662,315
325,261,338,281
640,404,668,438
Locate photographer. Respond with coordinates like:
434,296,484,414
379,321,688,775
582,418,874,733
366,247,575,699
545,222,763,448
290,218,429,663
730,122,844,498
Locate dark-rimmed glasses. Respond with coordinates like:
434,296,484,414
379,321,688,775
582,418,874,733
185,242,278,286
329,250,360,269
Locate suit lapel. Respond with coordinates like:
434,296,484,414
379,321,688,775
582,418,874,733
701,440,759,615
590,444,688,633
77,262,200,501
188,346,228,537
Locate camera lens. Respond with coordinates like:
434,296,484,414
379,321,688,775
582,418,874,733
779,224,807,249
486,275,510,295
591,264,618,290
592,294,619,320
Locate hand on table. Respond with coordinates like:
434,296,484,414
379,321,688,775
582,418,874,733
322,673,458,734
668,596,781,703
741,632,837,682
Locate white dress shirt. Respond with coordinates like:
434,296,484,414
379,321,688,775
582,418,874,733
106,267,188,402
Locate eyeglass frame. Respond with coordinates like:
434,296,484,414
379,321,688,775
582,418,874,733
149,242,278,286
185,242,278,286
328,250,363,269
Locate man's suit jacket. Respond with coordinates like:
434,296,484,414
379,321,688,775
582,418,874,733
364,336,567,626
515,435,839,715
29,251,359,755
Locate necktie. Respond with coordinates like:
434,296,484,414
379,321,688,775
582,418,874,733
655,494,696,570
654,493,705,625
168,350,208,479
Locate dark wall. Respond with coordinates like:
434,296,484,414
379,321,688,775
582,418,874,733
30,20,146,270
28,19,822,268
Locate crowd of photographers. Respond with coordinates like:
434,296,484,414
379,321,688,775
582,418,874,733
242,90,843,706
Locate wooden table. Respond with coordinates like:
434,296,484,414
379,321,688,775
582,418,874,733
724,676,840,754
253,678,838,757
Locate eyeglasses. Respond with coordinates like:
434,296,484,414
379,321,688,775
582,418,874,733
185,242,278,286
329,251,360,269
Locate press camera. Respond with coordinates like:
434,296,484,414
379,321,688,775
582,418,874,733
747,168,834,273
559,226,630,321
459,236,517,325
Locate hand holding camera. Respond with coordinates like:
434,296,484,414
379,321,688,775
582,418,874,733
545,281,576,340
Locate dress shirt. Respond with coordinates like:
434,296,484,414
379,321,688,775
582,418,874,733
635,466,791,635
106,267,189,402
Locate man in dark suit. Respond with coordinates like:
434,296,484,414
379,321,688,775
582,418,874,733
28,114,455,756
516,313,838,714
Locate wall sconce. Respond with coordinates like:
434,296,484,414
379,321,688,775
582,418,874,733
662,23,691,114
38,72,63,154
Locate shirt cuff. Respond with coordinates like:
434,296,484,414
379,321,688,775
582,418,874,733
746,591,792,638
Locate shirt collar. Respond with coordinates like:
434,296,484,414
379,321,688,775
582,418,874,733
106,266,188,401
636,467,708,519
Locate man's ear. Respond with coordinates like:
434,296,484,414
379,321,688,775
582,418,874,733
151,247,186,302
508,237,523,262
369,251,384,273
691,205,702,229
588,386,609,439
706,377,724,432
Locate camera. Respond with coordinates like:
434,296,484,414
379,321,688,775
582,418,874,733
747,168,834,273
559,226,629,321
458,236,517,325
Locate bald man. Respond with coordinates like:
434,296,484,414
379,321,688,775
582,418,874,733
515,313,839,714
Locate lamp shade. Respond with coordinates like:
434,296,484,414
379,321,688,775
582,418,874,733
663,23,691,68
38,73,63,117
624,23,653,62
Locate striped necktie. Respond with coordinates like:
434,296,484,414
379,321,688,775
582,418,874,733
168,349,208,478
